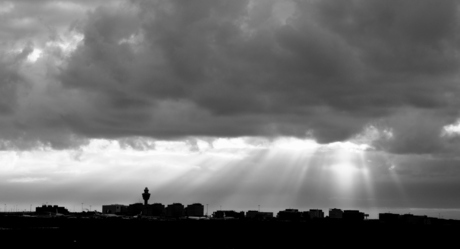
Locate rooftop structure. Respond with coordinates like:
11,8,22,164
142,187,150,206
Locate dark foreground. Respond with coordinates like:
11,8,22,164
1,216,459,247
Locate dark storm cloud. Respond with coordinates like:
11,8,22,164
59,0,368,140
2,0,460,154
0,44,35,119
311,0,460,73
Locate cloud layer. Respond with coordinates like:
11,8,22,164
1,0,460,155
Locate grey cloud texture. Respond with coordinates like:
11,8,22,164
2,0,460,154
0,46,31,114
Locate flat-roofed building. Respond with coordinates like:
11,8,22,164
343,210,366,221
329,208,343,219
128,203,144,216
212,210,245,219
185,203,204,217
400,214,428,225
146,203,165,216
36,205,69,215
277,209,301,221
309,209,324,219
379,213,400,223
102,204,127,215
246,210,259,219
166,203,185,217
246,211,274,220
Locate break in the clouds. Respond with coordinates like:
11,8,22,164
2,0,460,155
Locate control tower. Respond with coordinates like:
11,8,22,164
142,187,151,206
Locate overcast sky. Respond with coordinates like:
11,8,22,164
1,0,460,219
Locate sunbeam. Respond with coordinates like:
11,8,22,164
357,151,376,210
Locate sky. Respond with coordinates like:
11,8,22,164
1,0,460,219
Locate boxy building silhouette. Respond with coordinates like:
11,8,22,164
277,209,302,221
185,203,204,217
144,203,165,216
102,204,127,214
329,208,343,219
246,210,274,220
342,210,366,221
36,204,69,215
166,203,185,218
213,210,245,219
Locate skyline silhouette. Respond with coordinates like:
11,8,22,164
1,187,459,222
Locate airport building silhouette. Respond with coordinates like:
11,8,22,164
96,187,452,225
99,188,372,221
102,188,205,217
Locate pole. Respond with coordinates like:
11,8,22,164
81,203,83,213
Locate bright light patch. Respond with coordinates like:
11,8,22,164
45,32,84,56
196,140,211,151
329,155,359,189
272,137,319,151
325,141,370,152
82,139,120,153
331,163,357,181
441,120,460,137
26,48,42,62
155,140,191,152
323,140,371,207
213,138,261,150
0,151,18,172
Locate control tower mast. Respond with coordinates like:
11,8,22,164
142,187,150,206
